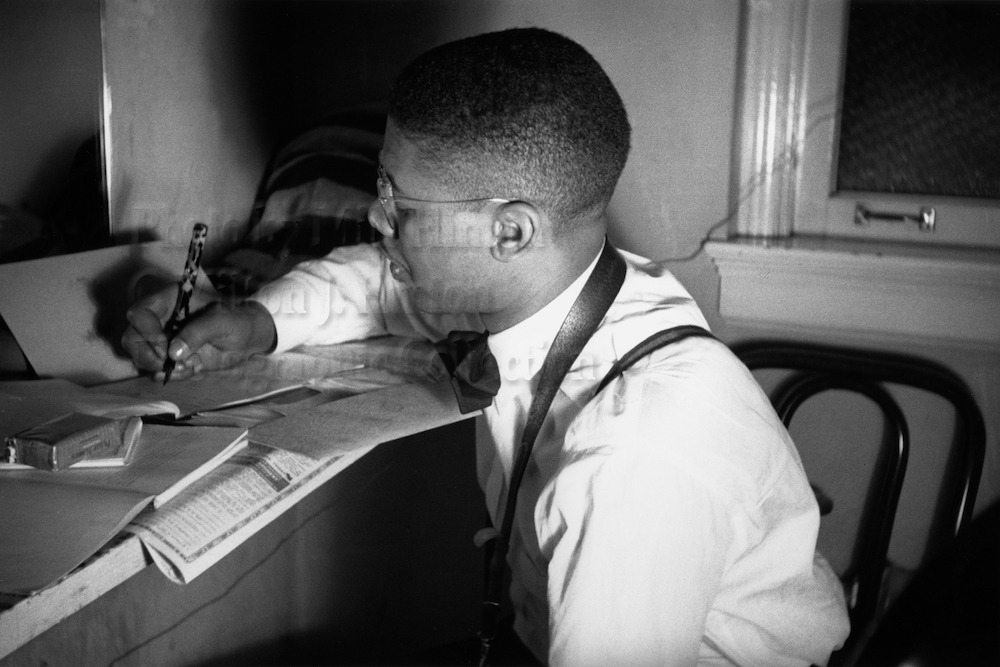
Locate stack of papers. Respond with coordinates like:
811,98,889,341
0,373,358,595
0,423,248,595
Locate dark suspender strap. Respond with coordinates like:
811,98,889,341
478,241,627,666
594,324,717,396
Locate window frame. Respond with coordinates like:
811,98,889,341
794,0,1000,249
706,0,1000,347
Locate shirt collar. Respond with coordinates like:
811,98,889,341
487,242,605,384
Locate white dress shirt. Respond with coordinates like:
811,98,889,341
252,242,850,667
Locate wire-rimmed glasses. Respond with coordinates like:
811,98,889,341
373,165,509,239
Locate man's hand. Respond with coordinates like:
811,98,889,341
121,288,277,381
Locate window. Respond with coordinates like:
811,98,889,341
837,2,1000,202
795,0,1000,249
707,0,1000,345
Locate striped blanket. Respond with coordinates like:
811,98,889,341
216,106,385,295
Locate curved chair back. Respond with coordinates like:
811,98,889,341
731,341,986,664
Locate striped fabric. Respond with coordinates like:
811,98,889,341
216,106,386,295
250,105,385,256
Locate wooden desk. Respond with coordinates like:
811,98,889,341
1,363,484,665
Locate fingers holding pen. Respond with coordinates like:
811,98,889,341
122,302,170,372
121,290,205,379
162,325,217,380
161,301,274,379
151,312,218,382
122,293,277,380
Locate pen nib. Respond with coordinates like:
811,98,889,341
162,358,175,386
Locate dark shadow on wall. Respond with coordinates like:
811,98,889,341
201,1,467,291
229,0,464,148
0,135,109,264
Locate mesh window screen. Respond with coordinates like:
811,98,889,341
837,1,1000,199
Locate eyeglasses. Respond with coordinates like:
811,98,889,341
374,165,509,239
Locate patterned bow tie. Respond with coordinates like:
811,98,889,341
435,330,501,414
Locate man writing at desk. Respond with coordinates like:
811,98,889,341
123,27,849,667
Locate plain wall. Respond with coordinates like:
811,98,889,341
0,0,102,217
102,0,276,263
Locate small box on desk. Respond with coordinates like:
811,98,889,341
3,412,140,471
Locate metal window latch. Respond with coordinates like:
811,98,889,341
854,204,936,232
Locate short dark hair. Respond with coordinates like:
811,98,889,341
388,27,631,227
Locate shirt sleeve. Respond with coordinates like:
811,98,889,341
248,243,482,352
537,439,734,667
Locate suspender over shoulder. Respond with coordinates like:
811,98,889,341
478,244,715,665
594,324,717,397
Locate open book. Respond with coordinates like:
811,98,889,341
0,423,248,595
0,369,355,595
0,379,251,595
0,337,444,595
127,380,472,585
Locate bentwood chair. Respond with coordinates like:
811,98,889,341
730,341,986,666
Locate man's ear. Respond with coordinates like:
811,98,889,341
490,202,539,262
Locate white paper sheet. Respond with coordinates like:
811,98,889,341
0,242,211,386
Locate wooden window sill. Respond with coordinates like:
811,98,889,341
704,236,1000,349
